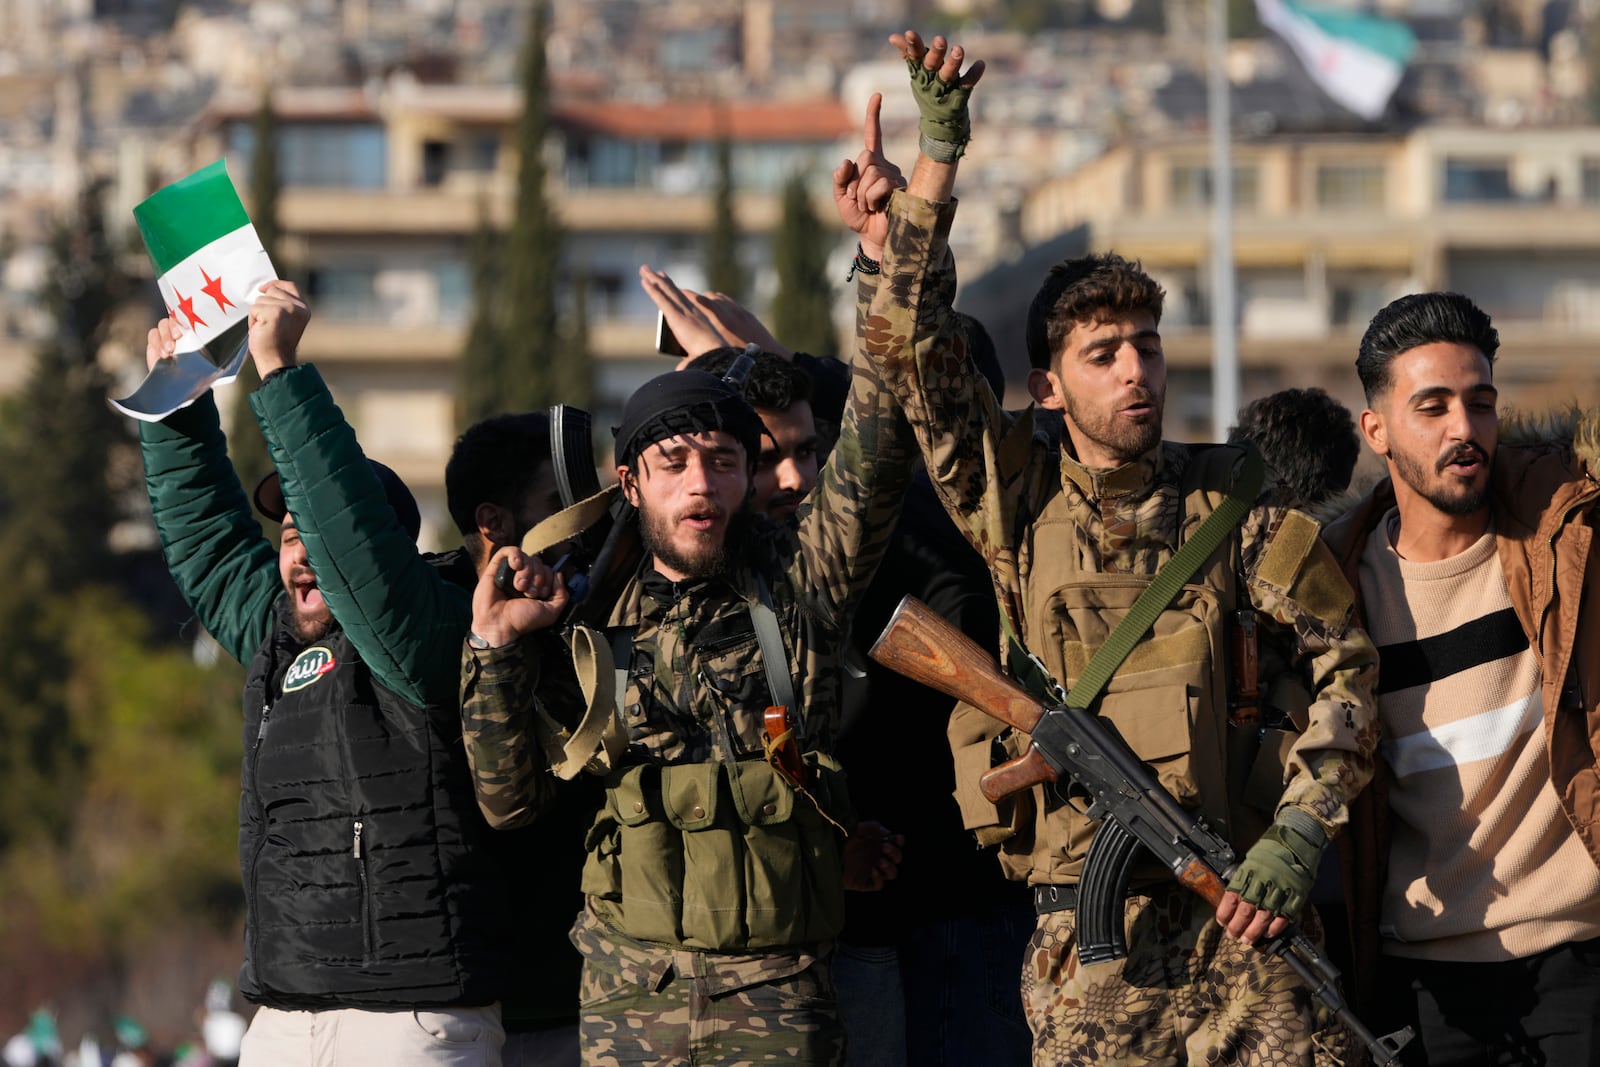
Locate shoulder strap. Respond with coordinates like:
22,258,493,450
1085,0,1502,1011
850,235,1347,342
750,573,797,717
1008,444,1265,709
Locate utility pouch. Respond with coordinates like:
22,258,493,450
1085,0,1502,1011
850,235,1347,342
581,756,851,951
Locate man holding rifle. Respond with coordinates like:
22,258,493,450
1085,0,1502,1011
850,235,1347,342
862,30,1380,1065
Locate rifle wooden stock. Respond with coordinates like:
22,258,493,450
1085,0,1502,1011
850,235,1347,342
870,596,1065,803
869,596,1048,734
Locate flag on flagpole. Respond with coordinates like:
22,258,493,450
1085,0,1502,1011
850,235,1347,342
1255,0,1417,121
109,159,276,421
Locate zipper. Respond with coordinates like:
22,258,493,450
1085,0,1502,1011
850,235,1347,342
353,819,376,961
246,702,271,971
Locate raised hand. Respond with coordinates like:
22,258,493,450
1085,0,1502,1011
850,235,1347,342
831,92,905,261
639,265,736,365
889,29,985,179
470,545,569,648
247,280,311,377
688,290,792,359
145,316,183,370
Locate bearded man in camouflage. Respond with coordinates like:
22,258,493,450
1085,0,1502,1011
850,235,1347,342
458,281,913,1060
860,30,1381,1066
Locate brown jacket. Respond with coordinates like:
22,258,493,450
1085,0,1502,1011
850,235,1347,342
1322,411,1600,1009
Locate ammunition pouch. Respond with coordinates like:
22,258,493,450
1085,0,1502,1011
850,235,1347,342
580,755,852,951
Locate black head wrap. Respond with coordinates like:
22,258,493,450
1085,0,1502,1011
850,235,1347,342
613,370,766,469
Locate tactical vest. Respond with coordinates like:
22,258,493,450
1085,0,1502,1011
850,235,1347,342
574,572,853,952
991,445,1296,886
580,754,850,951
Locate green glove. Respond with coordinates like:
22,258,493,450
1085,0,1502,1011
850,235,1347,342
1226,807,1326,917
905,58,974,161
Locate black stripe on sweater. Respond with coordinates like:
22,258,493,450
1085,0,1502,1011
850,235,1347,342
1375,606,1528,694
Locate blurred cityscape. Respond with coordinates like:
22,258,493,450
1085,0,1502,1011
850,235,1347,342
2,0,1600,1053
4,0,1600,540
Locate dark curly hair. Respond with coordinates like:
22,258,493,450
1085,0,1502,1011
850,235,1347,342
1227,388,1359,506
1025,252,1166,371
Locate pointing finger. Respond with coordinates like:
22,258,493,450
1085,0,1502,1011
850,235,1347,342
863,92,883,155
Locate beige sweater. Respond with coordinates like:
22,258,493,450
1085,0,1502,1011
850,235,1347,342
1359,512,1600,961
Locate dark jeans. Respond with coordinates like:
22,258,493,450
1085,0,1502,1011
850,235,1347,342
1377,937,1600,1066
835,903,1034,1067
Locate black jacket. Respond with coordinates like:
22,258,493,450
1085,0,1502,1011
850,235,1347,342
239,599,511,1008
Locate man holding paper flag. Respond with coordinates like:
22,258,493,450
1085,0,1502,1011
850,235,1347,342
112,159,275,420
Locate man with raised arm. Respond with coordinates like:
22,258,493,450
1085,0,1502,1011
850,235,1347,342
457,102,915,1063
861,30,1379,1066
137,285,512,1066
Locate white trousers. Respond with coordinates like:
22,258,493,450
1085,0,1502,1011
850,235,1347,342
240,1004,504,1067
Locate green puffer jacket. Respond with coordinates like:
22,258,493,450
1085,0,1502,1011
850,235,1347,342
139,364,518,1009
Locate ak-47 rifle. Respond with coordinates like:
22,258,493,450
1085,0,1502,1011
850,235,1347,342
869,595,1413,1067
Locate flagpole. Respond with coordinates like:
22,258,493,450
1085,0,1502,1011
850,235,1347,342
1208,0,1239,440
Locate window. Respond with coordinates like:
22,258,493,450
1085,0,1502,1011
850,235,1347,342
421,140,448,187
1443,159,1513,202
306,265,380,321
1170,164,1259,210
1582,161,1600,203
1316,164,1385,209
228,122,387,188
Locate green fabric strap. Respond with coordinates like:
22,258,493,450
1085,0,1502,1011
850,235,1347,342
1009,445,1265,709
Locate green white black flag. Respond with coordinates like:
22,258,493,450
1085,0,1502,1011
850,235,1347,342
110,159,276,421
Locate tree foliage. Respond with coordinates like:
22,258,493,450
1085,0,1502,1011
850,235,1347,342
0,181,132,845
459,1,591,423
500,1,590,414
770,174,836,357
457,198,507,428
0,181,246,1018
227,86,281,495
705,137,742,301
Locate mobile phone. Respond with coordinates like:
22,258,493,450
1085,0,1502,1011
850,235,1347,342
655,310,688,358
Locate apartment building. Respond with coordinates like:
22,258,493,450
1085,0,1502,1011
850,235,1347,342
1015,125,1600,439
190,81,854,542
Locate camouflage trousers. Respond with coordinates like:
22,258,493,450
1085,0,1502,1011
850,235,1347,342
570,904,845,1066
1022,886,1353,1067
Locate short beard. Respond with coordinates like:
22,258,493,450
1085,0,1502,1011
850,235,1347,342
1063,388,1163,466
1392,444,1493,518
288,606,333,644
640,500,753,581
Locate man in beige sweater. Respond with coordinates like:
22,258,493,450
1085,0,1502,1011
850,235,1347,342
1324,291,1600,1065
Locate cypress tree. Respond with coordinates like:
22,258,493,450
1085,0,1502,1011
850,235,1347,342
499,0,577,414
457,197,506,428
769,173,836,357
705,137,742,300
0,179,131,843
555,269,592,410
228,86,280,492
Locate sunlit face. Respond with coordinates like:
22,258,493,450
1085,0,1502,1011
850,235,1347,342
279,517,333,642
1361,341,1498,518
1029,310,1166,468
620,430,753,582
752,401,820,521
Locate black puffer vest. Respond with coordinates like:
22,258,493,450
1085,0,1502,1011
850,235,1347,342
237,595,511,1008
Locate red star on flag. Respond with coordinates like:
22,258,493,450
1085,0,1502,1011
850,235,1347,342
174,287,207,331
200,266,235,314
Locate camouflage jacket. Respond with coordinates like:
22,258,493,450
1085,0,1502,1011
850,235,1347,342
461,270,912,821
865,191,1379,871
